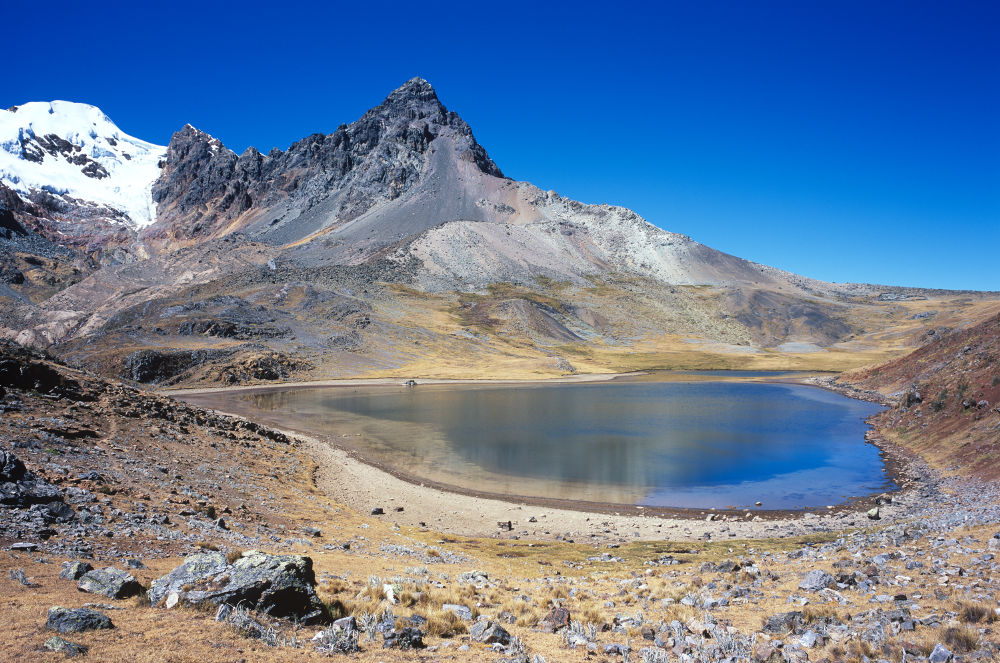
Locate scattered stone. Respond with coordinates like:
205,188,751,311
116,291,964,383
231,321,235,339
867,507,881,520
46,606,114,633
371,507,384,515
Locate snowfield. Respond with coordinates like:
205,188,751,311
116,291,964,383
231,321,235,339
0,100,166,228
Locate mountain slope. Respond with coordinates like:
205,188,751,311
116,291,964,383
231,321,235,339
841,313,1000,479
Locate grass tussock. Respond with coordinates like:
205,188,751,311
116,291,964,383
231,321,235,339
942,625,981,653
957,600,997,624
421,609,468,638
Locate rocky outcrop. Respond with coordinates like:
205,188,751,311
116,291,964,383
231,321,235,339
149,550,325,623
0,345,89,400
120,348,234,384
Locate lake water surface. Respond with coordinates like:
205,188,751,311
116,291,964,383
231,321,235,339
189,374,891,509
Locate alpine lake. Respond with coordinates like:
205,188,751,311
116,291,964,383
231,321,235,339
182,371,892,511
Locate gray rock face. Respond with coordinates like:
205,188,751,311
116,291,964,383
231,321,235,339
148,77,503,249
43,636,89,656
798,569,835,591
470,619,512,645
59,560,93,581
148,550,324,623
46,606,114,633
77,567,143,599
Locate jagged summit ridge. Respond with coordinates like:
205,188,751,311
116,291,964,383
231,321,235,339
147,77,503,246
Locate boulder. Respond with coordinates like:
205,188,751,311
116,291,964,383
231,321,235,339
867,507,880,520
78,567,143,599
59,561,93,581
470,619,511,645
798,569,835,591
46,606,114,633
929,643,954,663
537,606,571,632
149,550,324,623
442,603,473,621
43,636,89,656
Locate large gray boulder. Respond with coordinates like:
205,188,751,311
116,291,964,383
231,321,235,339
149,550,325,623
46,606,114,633
77,567,143,599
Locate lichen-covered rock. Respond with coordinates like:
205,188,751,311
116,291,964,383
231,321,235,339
78,567,143,599
149,550,324,623
46,606,114,633
43,636,89,656
42,635,90,656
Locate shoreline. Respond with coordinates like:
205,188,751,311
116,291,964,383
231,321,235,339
171,371,941,541
161,370,647,397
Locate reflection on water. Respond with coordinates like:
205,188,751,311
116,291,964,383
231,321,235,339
190,376,891,509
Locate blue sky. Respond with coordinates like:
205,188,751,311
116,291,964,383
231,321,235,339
7,0,998,290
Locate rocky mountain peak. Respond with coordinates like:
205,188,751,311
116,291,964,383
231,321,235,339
146,78,504,246
384,76,440,106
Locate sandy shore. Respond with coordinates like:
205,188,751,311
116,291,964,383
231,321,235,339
297,430,928,543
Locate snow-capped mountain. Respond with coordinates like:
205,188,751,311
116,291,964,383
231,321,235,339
0,101,165,229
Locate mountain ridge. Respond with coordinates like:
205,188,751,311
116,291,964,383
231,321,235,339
1,78,999,386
